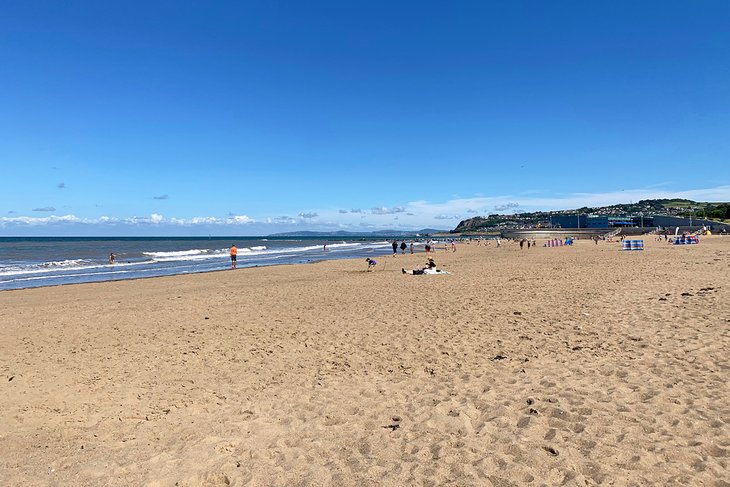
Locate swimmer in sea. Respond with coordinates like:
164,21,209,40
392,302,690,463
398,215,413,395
109,252,115,264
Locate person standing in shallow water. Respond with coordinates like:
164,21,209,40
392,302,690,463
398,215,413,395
109,252,115,264
230,244,237,269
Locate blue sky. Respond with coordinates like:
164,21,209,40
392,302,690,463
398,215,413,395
1,1,729,235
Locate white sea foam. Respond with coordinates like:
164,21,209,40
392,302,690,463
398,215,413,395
143,249,220,258
0,259,151,277
326,243,360,249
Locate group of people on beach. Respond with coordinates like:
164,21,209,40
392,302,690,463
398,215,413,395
392,240,414,255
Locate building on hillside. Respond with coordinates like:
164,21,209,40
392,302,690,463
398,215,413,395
586,216,650,228
550,214,587,228
652,215,729,230
547,213,728,230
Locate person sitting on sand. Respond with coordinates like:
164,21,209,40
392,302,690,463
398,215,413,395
402,257,437,275
366,258,377,271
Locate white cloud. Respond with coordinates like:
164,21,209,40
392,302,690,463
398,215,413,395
229,215,253,224
150,213,164,223
0,214,82,226
371,206,405,215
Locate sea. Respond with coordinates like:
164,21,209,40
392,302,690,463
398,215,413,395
0,236,414,291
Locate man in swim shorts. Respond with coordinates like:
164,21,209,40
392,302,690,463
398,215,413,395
230,244,237,269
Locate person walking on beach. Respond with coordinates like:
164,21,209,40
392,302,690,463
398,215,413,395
108,252,116,265
230,244,237,269
410,242,414,254
392,240,398,256
400,241,407,254
519,239,525,250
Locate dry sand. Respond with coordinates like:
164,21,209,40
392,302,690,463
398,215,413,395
1,237,729,486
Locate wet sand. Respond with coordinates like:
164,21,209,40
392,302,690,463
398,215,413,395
1,236,728,486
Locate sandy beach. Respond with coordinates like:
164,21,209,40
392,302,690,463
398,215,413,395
1,236,728,486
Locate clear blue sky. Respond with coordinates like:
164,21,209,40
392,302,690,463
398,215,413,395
2,1,729,235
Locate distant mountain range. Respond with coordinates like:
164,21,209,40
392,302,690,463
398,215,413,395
268,229,445,237
453,199,730,233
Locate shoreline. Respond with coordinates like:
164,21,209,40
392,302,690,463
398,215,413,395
0,257,336,294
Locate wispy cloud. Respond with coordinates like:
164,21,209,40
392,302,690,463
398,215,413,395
33,207,56,212
338,209,348,214
1,214,82,226
270,216,297,224
153,194,169,200
371,206,405,215
298,212,318,219
494,202,520,212
57,182,66,189
434,214,460,220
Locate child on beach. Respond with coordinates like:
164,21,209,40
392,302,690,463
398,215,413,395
366,258,377,271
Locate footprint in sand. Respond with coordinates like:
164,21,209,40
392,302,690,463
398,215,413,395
543,446,559,456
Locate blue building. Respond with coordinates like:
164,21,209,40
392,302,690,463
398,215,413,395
551,214,587,228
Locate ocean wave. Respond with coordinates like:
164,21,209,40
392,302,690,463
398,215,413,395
0,259,151,277
143,249,225,258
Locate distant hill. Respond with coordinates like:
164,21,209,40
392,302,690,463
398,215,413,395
268,229,445,238
452,199,730,233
